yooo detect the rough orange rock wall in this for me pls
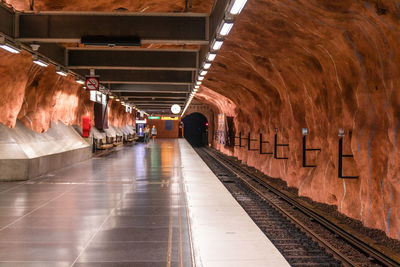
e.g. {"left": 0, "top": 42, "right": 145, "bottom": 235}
{"left": 200, "top": 0, "right": 400, "bottom": 239}
{"left": 4, "top": 0, "right": 214, "bottom": 13}
{"left": 108, "top": 99, "right": 136, "bottom": 128}
{"left": 0, "top": 50, "right": 31, "bottom": 128}
{"left": 17, "top": 64, "right": 94, "bottom": 132}
{"left": 0, "top": 51, "right": 135, "bottom": 132}
{"left": 195, "top": 86, "right": 236, "bottom": 154}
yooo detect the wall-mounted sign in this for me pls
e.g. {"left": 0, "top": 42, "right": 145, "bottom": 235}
{"left": 165, "top": 120, "right": 173, "bottom": 131}
{"left": 90, "top": 90, "right": 97, "bottom": 102}
{"left": 89, "top": 90, "right": 108, "bottom": 105}
{"left": 136, "top": 119, "right": 147, "bottom": 124}
{"left": 96, "top": 91, "right": 102, "bottom": 103}
{"left": 126, "top": 105, "right": 132, "bottom": 113}
{"left": 102, "top": 93, "right": 107, "bottom": 105}
{"left": 137, "top": 124, "right": 144, "bottom": 137}
{"left": 149, "top": 116, "right": 160, "bottom": 120}
{"left": 218, "top": 114, "right": 226, "bottom": 145}
{"left": 171, "top": 104, "right": 181, "bottom": 114}
{"left": 85, "top": 76, "right": 100, "bottom": 91}
{"left": 161, "top": 116, "right": 179, "bottom": 121}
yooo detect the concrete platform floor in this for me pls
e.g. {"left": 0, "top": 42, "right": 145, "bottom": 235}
{"left": 0, "top": 139, "right": 193, "bottom": 266}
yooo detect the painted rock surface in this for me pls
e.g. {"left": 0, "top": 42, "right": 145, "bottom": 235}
{"left": 2, "top": 0, "right": 400, "bottom": 240}
{"left": 4, "top": 0, "right": 214, "bottom": 13}
{"left": 0, "top": 50, "right": 135, "bottom": 132}
{"left": 198, "top": 0, "right": 400, "bottom": 239}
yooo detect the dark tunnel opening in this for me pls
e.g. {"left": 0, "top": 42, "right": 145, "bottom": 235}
{"left": 182, "top": 113, "right": 208, "bottom": 147}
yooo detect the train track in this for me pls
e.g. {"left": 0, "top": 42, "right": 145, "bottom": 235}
{"left": 195, "top": 147, "right": 400, "bottom": 267}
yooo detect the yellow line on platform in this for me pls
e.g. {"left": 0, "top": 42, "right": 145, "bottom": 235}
{"left": 166, "top": 200, "right": 173, "bottom": 267}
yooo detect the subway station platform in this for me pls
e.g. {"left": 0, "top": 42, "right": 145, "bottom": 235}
{"left": 0, "top": 139, "right": 288, "bottom": 267}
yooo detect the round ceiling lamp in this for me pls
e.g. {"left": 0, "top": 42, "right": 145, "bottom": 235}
{"left": 171, "top": 104, "right": 181, "bottom": 114}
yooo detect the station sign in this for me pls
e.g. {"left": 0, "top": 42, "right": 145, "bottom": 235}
{"left": 136, "top": 119, "right": 147, "bottom": 124}
{"left": 96, "top": 91, "right": 102, "bottom": 103}
{"left": 90, "top": 90, "right": 108, "bottom": 105}
{"left": 89, "top": 90, "right": 97, "bottom": 102}
{"left": 125, "top": 105, "right": 132, "bottom": 114}
{"left": 102, "top": 93, "right": 107, "bottom": 105}
{"left": 148, "top": 116, "right": 160, "bottom": 120}
{"left": 161, "top": 116, "right": 179, "bottom": 120}
{"left": 218, "top": 114, "right": 226, "bottom": 145}
{"left": 85, "top": 76, "right": 100, "bottom": 91}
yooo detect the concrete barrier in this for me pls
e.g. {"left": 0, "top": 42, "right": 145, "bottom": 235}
{"left": 0, "top": 121, "right": 91, "bottom": 181}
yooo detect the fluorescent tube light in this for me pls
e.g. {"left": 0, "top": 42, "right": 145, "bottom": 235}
{"left": 109, "top": 95, "right": 115, "bottom": 99}
{"left": 212, "top": 40, "right": 223, "bottom": 50}
{"left": 220, "top": 22, "right": 234, "bottom": 36}
{"left": 194, "top": 85, "right": 200, "bottom": 89}
{"left": 200, "top": 70, "right": 208, "bottom": 76}
{"left": 198, "top": 76, "right": 204, "bottom": 81}
{"left": 193, "top": 88, "right": 198, "bottom": 92}
{"left": 196, "top": 81, "right": 202, "bottom": 85}
{"left": 203, "top": 63, "right": 211, "bottom": 69}
{"left": 230, "top": 0, "right": 248, "bottom": 15}
{"left": 207, "top": 53, "right": 216, "bottom": 61}
{"left": 56, "top": 71, "right": 67, "bottom": 76}
{"left": 56, "top": 67, "right": 68, "bottom": 77}
{"left": 76, "top": 79, "right": 85, "bottom": 85}
{"left": 0, "top": 44, "right": 20, "bottom": 54}
{"left": 33, "top": 60, "right": 48, "bottom": 67}
{"left": 0, "top": 37, "right": 20, "bottom": 54}
{"left": 32, "top": 55, "right": 49, "bottom": 67}
{"left": 116, "top": 98, "right": 120, "bottom": 102}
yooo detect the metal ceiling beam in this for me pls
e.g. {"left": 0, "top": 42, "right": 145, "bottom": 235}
{"left": 37, "top": 43, "right": 66, "bottom": 65}
{"left": 209, "top": 0, "right": 229, "bottom": 40}
{"left": 120, "top": 92, "right": 188, "bottom": 98}
{"left": 16, "top": 12, "right": 208, "bottom": 44}
{"left": 130, "top": 100, "right": 186, "bottom": 103}
{"left": 138, "top": 109, "right": 179, "bottom": 112}
{"left": 110, "top": 84, "right": 189, "bottom": 92}
{"left": 136, "top": 105, "right": 182, "bottom": 111}
{"left": 0, "top": 5, "right": 66, "bottom": 66}
{"left": 146, "top": 108, "right": 172, "bottom": 110}
{"left": 135, "top": 103, "right": 182, "bottom": 106}
{"left": 126, "top": 96, "right": 187, "bottom": 99}
{"left": 127, "top": 98, "right": 187, "bottom": 102}
{"left": 68, "top": 49, "right": 198, "bottom": 71}
{"left": 73, "top": 69, "right": 194, "bottom": 84}
{"left": 0, "top": 3, "right": 14, "bottom": 37}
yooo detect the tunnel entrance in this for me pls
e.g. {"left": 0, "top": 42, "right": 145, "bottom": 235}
{"left": 182, "top": 113, "right": 208, "bottom": 147}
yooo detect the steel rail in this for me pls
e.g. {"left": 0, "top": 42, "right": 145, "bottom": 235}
{"left": 201, "top": 148, "right": 400, "bottom": 267}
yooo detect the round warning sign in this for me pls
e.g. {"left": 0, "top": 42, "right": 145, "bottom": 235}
{"left": 85, "top": 77, "right": 100, "bottom": 91}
